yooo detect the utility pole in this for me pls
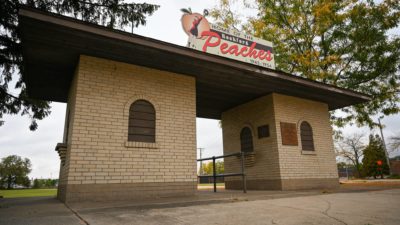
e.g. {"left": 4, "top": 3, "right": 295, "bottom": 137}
{"left": 198, "top": 148, "right": 204, "bottom": 175}
{"left": 131, "top": 16, "right": 134, "bottom": 33}
{"left": 378, "top": 118, "right": 392, "bottom": 175}
{"left": 131, "top": 10, "right": 134, "bottom": 34}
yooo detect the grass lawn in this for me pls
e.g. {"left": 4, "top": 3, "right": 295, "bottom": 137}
{"left": 198, "top": 183, "right": 225, "bottom": 187}
{"left": 0, "top": 189, "right": 57, "bottom": 198}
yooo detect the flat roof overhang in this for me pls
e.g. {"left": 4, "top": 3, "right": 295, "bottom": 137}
{"left": 18, "top": 8, "right": 371, "bottom": 119}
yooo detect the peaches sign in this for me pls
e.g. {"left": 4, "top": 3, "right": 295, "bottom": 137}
{"left": 181, "top": 9, "right": 275, "bottom": 69}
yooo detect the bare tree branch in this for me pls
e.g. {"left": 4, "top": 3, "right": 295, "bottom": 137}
{"left": 389, "top": 134, "right": 400, "bottom": 154}
{"left": 335, "top": 133, "right": 366, "bottom": 178}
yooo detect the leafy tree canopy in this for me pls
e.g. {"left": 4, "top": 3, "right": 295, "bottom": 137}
{"left": 0, "top": 0, "right": 159, "bottom": 130}
{"left": 33, "top": 178, "right": 58, "bottom": 188}
{"left": 0, "top": 155, "right": 32, "bottom": 189}
{"left": 211, "top": 0, "right": 400, "bottom": 128}
{"left": 199, "top": 161, "right": 224, "bottom": 175}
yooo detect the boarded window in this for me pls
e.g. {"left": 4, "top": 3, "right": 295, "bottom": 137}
{"left": 128, "top": 100, "right": 155, "bottom": 143}
{"left": 257, "top": 125, "right": 270, "bottom": 138}
{"left": 240, "top": 127, "right": 254, "bottom": 153}
{"left": 300, "top": 121, "right": 314, "bottom": 151}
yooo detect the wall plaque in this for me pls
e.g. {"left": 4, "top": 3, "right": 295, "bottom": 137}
{"left": 280, "top": 122, "right": 298, "bottom": 146}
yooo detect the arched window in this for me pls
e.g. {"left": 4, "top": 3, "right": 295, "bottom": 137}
{"left": 240, "top": 127, "right": 254, "bottom": 153}
{"left": 128, "top": 100, "right": 155, "bottom": 143}
{"left": 300, "top": 121, "right": 314, "bottom": 151}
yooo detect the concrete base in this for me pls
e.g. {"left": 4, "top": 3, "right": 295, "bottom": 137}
{"left": 57, "top": 184, "right": 67, "bottom": 202}
{"left": 57, "top": 181, "right": 197, "bottom": 203}
{"left": 226, "top": 179, "right": 282, "bottom": 190}
{"left": 226, "top": 178, "right": 339, "bottom": 191}
{"left": 281, "top": 178, "right": 339, "bottom": 190}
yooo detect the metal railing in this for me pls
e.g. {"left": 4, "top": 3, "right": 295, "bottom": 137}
{"left": 197, "top": 152, "right": 247, "bottom": 193}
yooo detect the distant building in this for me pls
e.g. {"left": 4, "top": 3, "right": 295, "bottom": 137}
{"left": 390, "top": 156, "right": 400, "bottom": 175}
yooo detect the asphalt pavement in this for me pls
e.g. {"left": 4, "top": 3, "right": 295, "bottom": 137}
{"left": 1, "top": 187, "right": 399, "bottom": 225}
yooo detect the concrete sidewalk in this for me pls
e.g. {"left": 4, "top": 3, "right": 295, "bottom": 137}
{"left": 1, "top": 188, "right": 400, "bottom": 225}
{"left": 0, "top": 197, "right": 82, "bottom": 225}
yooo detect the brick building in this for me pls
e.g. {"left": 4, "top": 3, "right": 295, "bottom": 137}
{"left": 18, "top": 8, "right": 370, "bottom": 202}
{"left": 390, "top": 157, "right": 400, "bottom": 175}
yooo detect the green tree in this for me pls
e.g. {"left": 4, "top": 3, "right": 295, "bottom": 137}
{"left": 0, "top": 155, "right": 32, "bottom": 189}
{"left": 32, "top": 178, "right": 58, "bottom": 188}
{"left": 199, "top": 161, "right": 224, "bottom": 175}
{"left": 362, "top": 134, "right": 390, "bottom": 178}
{"left": 32, "top": 178, "right": 41, "bottom": 189}
{"left": 211, "top": 0, "right": 400, "bottom": 128}
{"left": 337, "top": 162, "right": 349, "bottom": 170}
{"left": 337, "top": 162, "right": 356, "bottom": 171}
{"left": 1, "top": 0, "right": 159, "bottom": 130}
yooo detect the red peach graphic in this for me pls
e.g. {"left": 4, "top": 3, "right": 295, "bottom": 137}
{"left": 181, "top": 8, "right": 210, "bottom": 39}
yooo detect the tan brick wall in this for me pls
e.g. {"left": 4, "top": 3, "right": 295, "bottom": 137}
{"left": 57, "top": 67, "right": 79, "bottom": 201}
{"left": 222, "top": 93, "right": 338, "bottom": 190}
{"left": 221, "top": 94, "right": 281, "bottom": 182}
{"left": 273, "top": 93, "right": 338, "bottom": 181}
{"left": 59, "top": 55, "right": 197, "bottom": 202}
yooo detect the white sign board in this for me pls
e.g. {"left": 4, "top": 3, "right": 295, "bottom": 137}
{"left": 180, "top": 11, "right": 275, "bottom": 69}
{"left": 187, "top": 24, "right": 275, "bottom": 69}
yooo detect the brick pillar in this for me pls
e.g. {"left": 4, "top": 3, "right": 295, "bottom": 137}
{"left": 222, "top": 93, "right": 339, "bottom": 190}
{"left": 59, "top": 55, "right": 198, "bottom": 202}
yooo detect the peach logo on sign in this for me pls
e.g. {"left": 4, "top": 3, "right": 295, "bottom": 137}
{"left": 181, "top": 8, "right": 210, "bottom": 39}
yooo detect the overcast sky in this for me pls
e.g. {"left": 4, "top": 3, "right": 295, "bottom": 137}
{"left": 0, "top": 0, "right": 398, "bottom": 179}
